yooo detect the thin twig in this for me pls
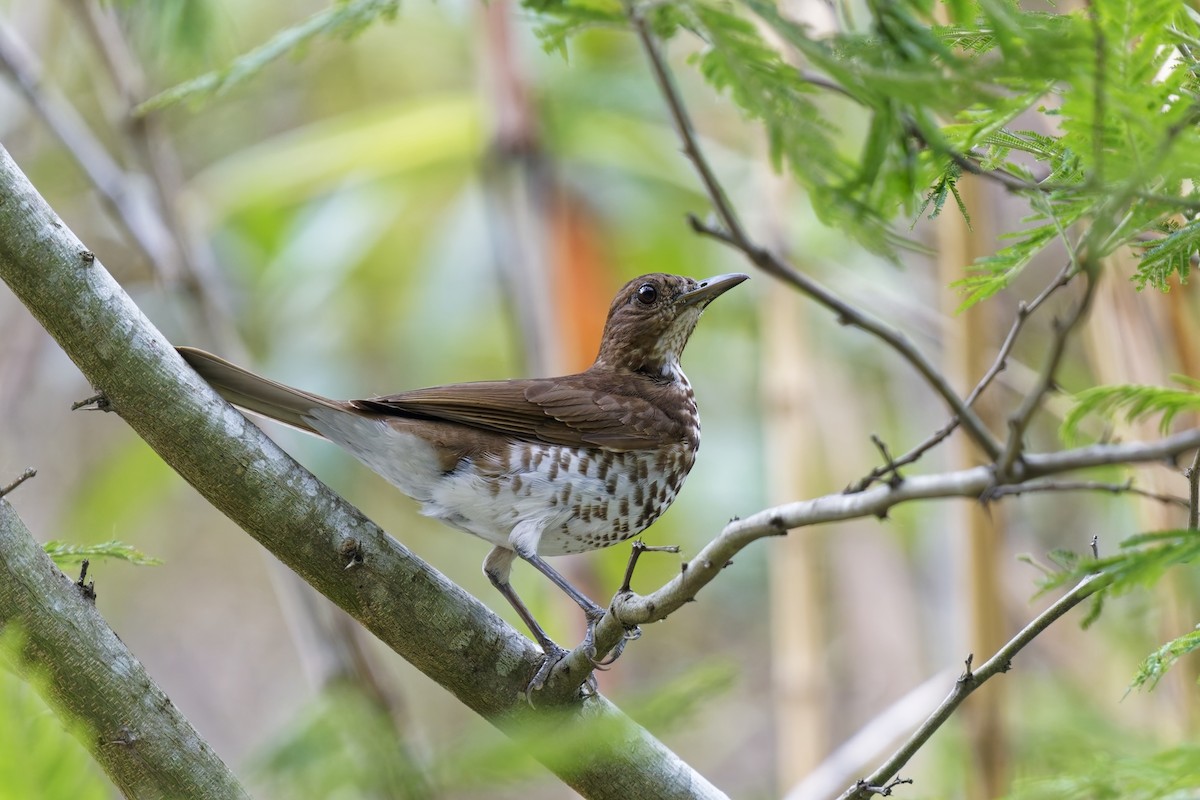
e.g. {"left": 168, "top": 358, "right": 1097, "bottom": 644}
{"left": 837, "top": 572, "right": 1108, "bottom": 800}
{"left": 983, "top": 478, "right": 1188, "bottom": 508}
{"left": 997, "top": 270, "right": 1098, "bottom": 479}
{"left": 0, "top": 468, "right": 36, "bottom": 499}
{"left": 71, "top": 392, "right": 111, "bottom": 412}
{"left": 908, "top": 114, "right": 1200, "bottom": 214}
{"left": 618, "top": 539, "right": 680, "bottom": 595}
{"left": 784, "top": 669, "right": 956, "bottom": 800}
{"left": 848, "top": 262, "right": 1078, "bottom": 493}
{"left": 0, "top": 19, "right": 175, "bottom": 270}
{"left": 625, "top": 3, "right": 1001, "bottom": 461}
{"left": 548, "top": 426, "right": 1200, "bottom": 697}
{"left": 62, "top": 0, "right": 241, "bottom": 352}
{"left": 1188, "top": 447, "right": 1200, "bottom": 530}
{"left": 686, "top": 214, "right": 1001, "bottom": 460}
{"left": 868, "top": 434, "right": 904, "bottom": 488}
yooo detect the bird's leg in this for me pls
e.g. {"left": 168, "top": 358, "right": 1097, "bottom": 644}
{"left": 484, "top": 547, "right": 594, "bottom": 702}
{"left": 520, "top": 551, "right": 639, "bottom": 669}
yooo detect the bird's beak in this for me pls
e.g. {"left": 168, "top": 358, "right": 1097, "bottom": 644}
{"left": 678, "top": 273, "right": 750, "bottom": 307}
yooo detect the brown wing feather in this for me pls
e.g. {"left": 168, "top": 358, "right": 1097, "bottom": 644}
{"left": 351, "top": 374, "right": 685, "bottom": 451}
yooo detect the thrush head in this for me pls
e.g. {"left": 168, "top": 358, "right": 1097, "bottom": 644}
{"left": 593, "top": 272, "right": 748, "bottom": 378}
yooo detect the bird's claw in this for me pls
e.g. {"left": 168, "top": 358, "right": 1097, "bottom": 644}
{"left": 581, "top": 610, "right": 641, "bottom": 669}
{"left": 590, "top": 636, "right": 627, "bottom": 668}
{"left": 525, "top": 643, "right": 569, "bottom": 706}
{"left": 525, "top": 643, "right": 599, "bottom": 706}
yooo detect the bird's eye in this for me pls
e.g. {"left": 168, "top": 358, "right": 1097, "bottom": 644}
{"left": 636, "top": 283, "right": 658, "bottom": 305}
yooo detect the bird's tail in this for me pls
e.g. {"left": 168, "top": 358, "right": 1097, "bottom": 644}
{"left": 177, "top": 346, "right": 346, "bottom": 437}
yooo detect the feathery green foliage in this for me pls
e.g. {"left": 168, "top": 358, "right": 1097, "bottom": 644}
{"left": 251, "top": 685, "right": 431, "bottom": 800}
{"left": 41, "top": 540, "right": 162, "bottom": 567}
{"left": 1004, "top": 744, "right": 1200, "bottom": 800}
{"left": 0, "top": 630, "right": 112, "bottom": 800}
{"left": 529, "top": 0, "right": 1200, "bottom": 300}
{"left": 136, "top": 0, "right": 400, "bottom": 114}
{"left": 1132, "top": 627, "right": 1200, "bottom": 692}
{"left": 1136, "top": 217, "right": 1200, "bottom": 290}
{"left": 1036, "top": 529, "right": 1200, "bottom": 632}
{"left": 1060, "top": 377, "right": 1200, "bottom": 446}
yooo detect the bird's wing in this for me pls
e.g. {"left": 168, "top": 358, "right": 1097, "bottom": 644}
{"left": 351, "top": 375, "right": 685, "bottom": 451}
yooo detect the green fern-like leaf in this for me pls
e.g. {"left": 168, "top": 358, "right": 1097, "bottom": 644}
{"left": 1061, "top": 377, "right": 1200, "bottom": 446}
{"left": 952, "top": 220, "right": 1061, "bottom": 308}
{"left": 531, "top": 0, "right": 626, "bottom": 57}
{"left": 1132, "top": 627, "right": 1200, "bottom": 692}
{"left": 1004, "top": 744, "right": 1200, "bottom": 800}
{"left": 42, "top": 540, "right": 162, "bottom": 567}
{"left": 1039, "top": 530, "right": 1200, "bottom": 599}
{"left": 1135, "top": 218, "right": 1200, "bottom": 291}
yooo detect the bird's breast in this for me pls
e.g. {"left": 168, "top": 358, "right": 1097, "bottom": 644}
{"left": 425, "top": 440, "right": 698, "bottom": 556}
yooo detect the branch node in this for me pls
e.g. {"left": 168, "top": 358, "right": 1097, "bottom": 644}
{"left": 76, "top": 559, "right": 96, "bottom": 603}
{"left": 340, "top": 537, "right": 364, "bottom": 569}
{"left": 958, "top": 653, "right": 974, "bottom": 684}
{"left": 870, "top": 434, "right": 905, "bottom": 489}
{"left": 71, "top": 391, "right": 112, "bottom": 412}
{"left": 79, "top": 249, "right": 95, "bottom": 265}
{"left": 102, "top": 727, "right": 137, "bottom": 748}
{"left": 854, "top": 776, "right": 914, "bottom": 797}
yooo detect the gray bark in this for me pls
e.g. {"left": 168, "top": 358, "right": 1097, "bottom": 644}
{"left": 0, "top": 499, "right": 252, "bottom": 799}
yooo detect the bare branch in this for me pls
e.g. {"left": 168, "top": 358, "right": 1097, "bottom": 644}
{"left": 625, "top": 4, "right": 1001, "bottom": 461}
{"left": 0, "top": 468, "right": 36, "bottom": 499}
{"left": 547, "top": 426, "right": 1200, "bottom": 689}
{"left": 997, "top": 270, "right": 1098, "bottom": 478}
{"left": 849, "top": 262, "right": 1079, "bottom": 493}
{"left": 1188, "top": 447, "right": 1200, "bottom": 530}
{"left": 0, "top": 19, "right": 176, "bottom": 270}
{"left": 837, "top": 572, "right": 1108, "bottom": 800}
{"left": 51, "top": 2, "right": 241, "bottom": 351}
{"left": 784, "top": 669, "right": 956, "bottom": 800}
{"left": 983, "top": 478, "right": 1188, "bottom": 508}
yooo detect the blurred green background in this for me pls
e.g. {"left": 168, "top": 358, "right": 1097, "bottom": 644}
{"left": 0, "top": 0, "right": 1197, "bottom": 798}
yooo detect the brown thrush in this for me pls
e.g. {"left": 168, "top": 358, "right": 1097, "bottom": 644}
{"left": 178, "top": 271, "right": 747, "bottom": 692}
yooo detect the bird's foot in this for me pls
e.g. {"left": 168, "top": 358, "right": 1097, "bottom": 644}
{"left": 525, "top": 643, "right": 598, "bottom": 705}
{"left": 581, "top": 607, "right": 642, "bottom": 669}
